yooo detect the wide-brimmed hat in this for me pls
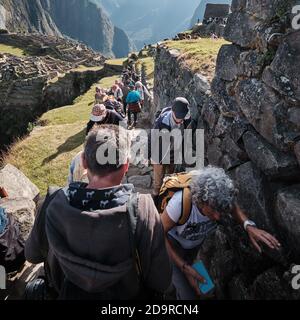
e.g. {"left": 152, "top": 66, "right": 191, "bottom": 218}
{"left": 90, "top": 104, "right": 107, "bottom": 122}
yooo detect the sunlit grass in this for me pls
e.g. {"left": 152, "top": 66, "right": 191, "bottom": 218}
{"left": 136, "top": 56, "right": 155, "bottom": 87}
{"left": 6, "top": 75, "right": 119, "bottom": 194}
{"left": 163, "top": 38, "right": 228, "bottom": 80}
{"left": 105, "top": 58, "right": 127, "bottom": 66}
{"left": 0, "top": 44, "right": 26, "bottom": 57}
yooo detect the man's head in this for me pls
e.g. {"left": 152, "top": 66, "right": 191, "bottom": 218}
{"left": 171, "top": 97, "right": 190, "bottom": 124}
{"left": 83, "top": 125, "right": 130, "bottom": 180}
{"left": 190, "top": 166, "right": 236, "bottom": 221}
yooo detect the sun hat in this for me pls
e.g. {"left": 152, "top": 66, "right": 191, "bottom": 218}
{"left": 90, "top": 104, "right": 107, "bottom": 122}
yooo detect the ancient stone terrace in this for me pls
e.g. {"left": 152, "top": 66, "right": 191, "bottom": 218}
{"left": 0, "top": 33, "right": 105, "bottom": 67}
{"left": 0, "top": 33, "right": 107, "bottom": 148}
{"left": 0, "top": 53, "right": 73, "bottom": 81}
{"left": 203, "top": 4, "right": 230, "bottom": 22}
{"left": 190, "top": 3, "right": 230, "bottom": 38}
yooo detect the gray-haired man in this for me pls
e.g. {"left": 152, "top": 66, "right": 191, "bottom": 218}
{"left": 26, "top": 125, "right": 171, "bottom": 300}
{"left": 161, "top": 166, "right": 281, "bottom": 300}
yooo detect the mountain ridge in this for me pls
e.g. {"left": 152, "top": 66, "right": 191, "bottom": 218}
{"left": 0, "top": 0, "right": 133, "bottom": 58}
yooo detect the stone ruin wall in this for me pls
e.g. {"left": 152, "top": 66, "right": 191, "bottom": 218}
{"left": 154, "top": 0, "right": 300, "bottom": 299}
{"left": 0, "top": 34, "right": 107, "bottom": 149}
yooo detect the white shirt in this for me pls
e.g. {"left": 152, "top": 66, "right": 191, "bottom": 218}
{"left": 166, "top": 191, "right": 217, "bottom": 249}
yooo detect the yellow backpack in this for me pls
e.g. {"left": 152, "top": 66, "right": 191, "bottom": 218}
{"left": 158, "top": 173, "right": 192, "bottom": 226}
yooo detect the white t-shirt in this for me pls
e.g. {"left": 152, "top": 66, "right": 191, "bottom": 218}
{"left": 166, "top": 191, "right": 217, "bottom": 250}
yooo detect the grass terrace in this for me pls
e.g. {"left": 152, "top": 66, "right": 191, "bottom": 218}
{"left": 71, "top": 65, "right": 104, "bottom": 72}
{"left": 163, "top": 38, "right": 228, "bottom": 80}
{"left": 0, "top": 44, "right": 26, "bottom": 57}
{"left": 136, "top": 56, "right": 155, "bottom": 87}
{"left": 105, "top": 58, "right": 127, "bottom": 66}
{"left": 6, "top": 75, "right": 119, "bottom": 194}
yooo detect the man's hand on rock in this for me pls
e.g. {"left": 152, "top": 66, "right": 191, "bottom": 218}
{"left": 247, "top": 226, "right": 281, "bottom": 253}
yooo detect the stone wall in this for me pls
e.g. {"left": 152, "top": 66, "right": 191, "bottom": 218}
{"left": 0, "top": 61, "right": 106, "bottom": 149}
{"left": 204, "top": 4, "right": 230, "bottom": 20}
{"left": 44, "top": 68, "right": 107, "bottom": 110}
{"left": 154, "top": 0, "right": 300, "bottom": 299}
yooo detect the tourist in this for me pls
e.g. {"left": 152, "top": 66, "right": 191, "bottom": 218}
{"left": 86, "top": 104, "right": 125, "bottom": 136}
{"left": 135, "top": 81, "right": 151, "bottom": 106}
{"left": 25, "top": 125, "right": 172, "bottom": 300}
{"left": 111, "top": 84, "right": 123, "bottom": 102}
{"left": 160, "top": 167, "right": 281, "bottom": 300}
{"left": 95, "top": 88, "right": 108, "bottom": 105}
{"left": 104, "top": 95, "right": 124, "bottom": 117}
{"left": 150, "top": 97, "right": 195, "bottom": 201}
{"left": 126, "top": 84, "right": 142, "bottom": 129}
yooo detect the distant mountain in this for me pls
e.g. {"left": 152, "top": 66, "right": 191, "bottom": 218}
{"left": 0, "top": 0, "right": 133, "bottom": 57}
{"left": 97, "top": 0, "right": 200, "bottom": 49}
{"left": 190, "top": 0, "right": 232, "bottom": 27}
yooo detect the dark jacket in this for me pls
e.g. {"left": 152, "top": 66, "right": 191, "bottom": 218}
{"left": 25, "top": 183, "right": 172, "bottom": 298}
{"left": 86, "top": 110, "right": 124, "bottom": 135}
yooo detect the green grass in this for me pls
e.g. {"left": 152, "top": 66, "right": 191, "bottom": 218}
{"left": 105, "top": 58, "right": 127, "bottom": 66}
{"left": 163, "top": 38, "right": 228, "bottom": 80}
{"left": 71, "top": 65, "right": 104, "bottom": 72}
{"left": 0, "top": 44, "right": 26, "bottom": 57}
{"left": 42, "top": 75, "right": 119, "bottom": 126}
{"left": 136, "top": 56, "right": 155, "bottom": 87}
{"left": 6, "top": 75, "right": 119, "bottom": 194}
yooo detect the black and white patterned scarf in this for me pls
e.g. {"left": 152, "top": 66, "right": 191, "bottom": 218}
{"left": 67, "top": 182, "right": 135, "bottom": 212}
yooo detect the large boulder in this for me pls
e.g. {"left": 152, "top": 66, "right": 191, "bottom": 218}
{"left": 211, "top": 77, "right": 240, "bottom": 116}
{"left": 262, "top": 31, "right": 300, "bottom": 104}
{"left": 275, "top": 185, "right": 300, "bottom": 260}
{"left": 230, "top": 162, "right": 274, "bottom": 232}
{"left": 221, "top": 135, "right": 248, "bottom": 170}
{"left": 250, "top": 267, "right": 299, "bottom": 300}
{"left": 196, "top": 227, "right": 238, "bottom": 299}
{"left": 238, "top": 50, "right": 265, "bottom": 78}
{"left": 0, "top": 164, "right": 39, "bottom": 201}
{"left": 243, "top": 131, "right": 300, "bottom": 180}
{"left": 244, "top": 0, "right": 290, "bottom": 21}
{"left": 216, "top": 44, "right": 242, "bottom": 81}
{"left": 224, "top": 12, "right": 258, "bottom": 48}
{"left": 236, "top": 79, "right": 298, "bottom": 151}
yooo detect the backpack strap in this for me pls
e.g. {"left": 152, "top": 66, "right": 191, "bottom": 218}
{"left": 126, "top": 192, "right": 143, "bottom": 280}
{"left": 127, "top": 193, "right": 165, "bottom": 300}
{"left": 177, "top": 187, "right": 192, "bottom": 226}
{"left": 37, "top": 186, "right": 61, "bottom": 258}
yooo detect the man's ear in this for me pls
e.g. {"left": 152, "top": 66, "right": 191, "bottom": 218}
{"left": 81, "top": 152, "right": 88, "bottom": 170}
{"left": 125, "top": 160, "right": 130, "bottom": 173}
{"left": 122, "top": 160, "right": 129, "bottom": 174}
